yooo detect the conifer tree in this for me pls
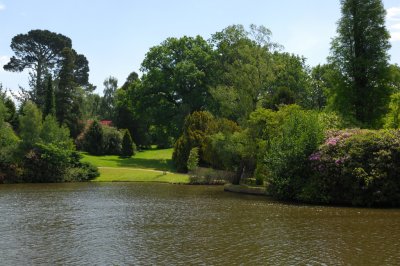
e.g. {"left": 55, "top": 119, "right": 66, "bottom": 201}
{"left": 121, "top": 130, "right": 134, "bottom": 157}
{"left": 43, "top": 75, "right": 56, "bottom": 118}
{"left": 329, "top": 0, "right": 391, "bottom": 127}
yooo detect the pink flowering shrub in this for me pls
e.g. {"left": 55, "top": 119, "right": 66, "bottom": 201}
{"left": 301, "top": 129, "right": 400, "bottom": 206}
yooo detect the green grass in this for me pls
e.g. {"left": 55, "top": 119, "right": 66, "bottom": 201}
{"left": 81, "top": 148, "right": 175, "bottom": 171}
{"left": 95, "top": 168, "right": 189, "bottom": 184}
{"left": 81, "top": 148, "right": 189, "bottom": 184}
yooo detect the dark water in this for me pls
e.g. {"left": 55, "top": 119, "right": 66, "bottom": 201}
{"left": 0, "top": 183, "right": 399, "bottom": 265}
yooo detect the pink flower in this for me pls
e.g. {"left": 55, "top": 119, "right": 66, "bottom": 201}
{"left": 326, "top": 137, "right": 339, "bottom": 146}
{"left": 309, "top": 152, "right": 321, "bottom": 161}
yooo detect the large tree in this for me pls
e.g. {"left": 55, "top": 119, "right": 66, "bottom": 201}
{"left": 210, "top": 25, "right": 282, "bottom": 121}
{"left": 329, "top": 0, "right": 391, "bottom": 127}
{"left": 3, "top": 30, "right": 71, "bottom": 106}
{"left": 140, "top": 36, "right": 216, "bottom": 139}
{"left": 99, "top": 76, "right": 118, "bottom": 120}
{"left": 4, "top": 30, "right": 90, "bottom": 114}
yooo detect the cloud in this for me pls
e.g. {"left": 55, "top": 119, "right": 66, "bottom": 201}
{"left": 391, "top": 23, "right": 400, "bottom": 30}
{"left": 387, "top": 7, "right": 400, "bottom": 21}
{"left": 391, "top": 32, "right": 400, "bottom": 42}
{"left": 0, "top": 3, "right": 5, "bottom": 11}
{"left": 387, "top": 7, "right": 400, "bottom": 42}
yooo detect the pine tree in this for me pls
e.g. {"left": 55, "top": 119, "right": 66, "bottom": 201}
{"left": 43, "top": 75, "right": 56, "bottom": 118}
{"left": 84, "top": 120, "right": 104, "bottom": 155}
{"left": 121, "top": 130, "right": 134, "bottom": 157}
{"left": 329, "top": 0, "right": 391, "bottom": 127}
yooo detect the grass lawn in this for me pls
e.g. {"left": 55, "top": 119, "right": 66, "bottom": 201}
{"left": 95, "top": 168, "right": 189, "bottom": 184}
{"left": 81, "top": 148, "right": 189, "bottom": 184}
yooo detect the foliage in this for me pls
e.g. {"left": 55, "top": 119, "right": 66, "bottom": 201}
{"left": 187, "top": 147, "right": 199, "bottom": 172}
{"left": 99, "top": 76, "right": 118, "bottom": 120}
{"left": 210, "top": 24, "right": 277, "bottom": 121}
{"left": 56, "top": 47, "right": 84, "bottom": 138}
{"left": 266, "top": 52, "right": 311, "bottom": 109}
{"left": 172, "top": 111, "right": 215, "bottom": 172}
{"left": 0, "top": 99, "right": 20, "bottom": 183}
{"left": 3, "top": 30, "right": 72, "bottom": 106}
{"left": 384, "top": 92, "right": 400, "bottom": 129}
{"left": 305, "top": 130, "right": 400, "bottom": 206}
{"left": 102, "top": 125, "right": 123, "bottom": 155}
{"left": 121, "top": 130, "right": 136, "bottom": 157}
{"left": 22, "top": 143, "right": 71, "bottom": 182}
{"left": 114, "top": 75, "right": 151, "bottom": 147}
{"left": 265, "top": 107, "right": 324, "bottom": 200}
{"left": 84, "top": 120, "right": 104, "bottom": 155}
{"left": 19, "top": 101, "right": 43, "bottom": 150}
{"left": 329, "top": 0, "right": 391, "bottom": 127}
{"left": 41, "top": 115, "right": 74, "bottom": 150}
{"left": 43, "top": 75, "right": 56, "bottom": 117}
{"left": 140, "top": 35, "right": 216, "bottom": 139}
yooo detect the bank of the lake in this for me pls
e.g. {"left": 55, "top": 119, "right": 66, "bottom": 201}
{"left": 80, "top": 149, "right": 190, "bottom": 184}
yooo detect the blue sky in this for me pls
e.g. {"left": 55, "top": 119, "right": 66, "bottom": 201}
{"left": 0, "top": 0, "right": 399, "bottom": 95}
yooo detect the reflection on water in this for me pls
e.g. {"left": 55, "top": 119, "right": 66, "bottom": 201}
{"left": 0, "top": 182, "right": 399, "bottom": 265}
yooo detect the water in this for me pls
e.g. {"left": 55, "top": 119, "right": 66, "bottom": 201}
{"left": 0, "top": 183, "right": 399, "bottom": 265}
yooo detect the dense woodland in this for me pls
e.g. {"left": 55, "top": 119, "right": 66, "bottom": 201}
{"left": 1, "top": 0, "right": 400, "bottom": 206}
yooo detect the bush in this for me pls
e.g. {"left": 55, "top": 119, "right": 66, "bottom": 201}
{"left": 65, "top": 162, "right": 99, "bottom": 182}
{"left": 22, "top": 143, "right": 71, "bottom": 183}
{"left": 187, "top": 147, "right": 199, "bottom": 172}
{"left": 103, "top": 125, "right": 123, "bottom": 155}
{"left": 121, "top": 130, "right": 136, "bottom": 157}
{"left": 173, "top": 111, "right": 214, "bottom": 172}
{"left": 265, "top": 108, "right": 324, "bottom": 200}
{"left": 84, "top": 120, "right": 104, "bottom": 155}
{"left": 305, "top": 129, "right": 400, "bottom": 206}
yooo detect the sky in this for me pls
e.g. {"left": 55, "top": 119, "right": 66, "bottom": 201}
{"left": 0, "top": 0, "right": 399, "bottom": 95}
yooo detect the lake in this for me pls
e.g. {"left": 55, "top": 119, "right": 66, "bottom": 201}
{"left": 0, "top": 182, "right": 399, "bottom": 265}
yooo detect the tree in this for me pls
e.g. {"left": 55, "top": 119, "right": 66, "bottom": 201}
{"left": 43, "top": 75, "right": 56, "bottom": 117}
{"left": 121, "top": 130, "right": 135, "bottom": 157}
{"left": 210, "top": 24, "right": 280, "bottom": 121}
{"left": 84, "top": 120, "right": 104, "bottom": 155}
{"left": 19, "top": 101, "right": 43, "bottom": 150}
{"left": 114, "top": 75, "right": 151, "bottom": 147}
{"left": 187, "top": 147, "right": 199, "bottom": 172}
{"left": 99, "top": 76, "right": 118, "bottom": 120}
{"left": 266, "top": 52, "right": 311, "bottom": 110}
{"left": 329, "top": 0, "right": 391, "bottom": 127}
{"left": 172, "top": 111, "right": 215, "bottom": 172}
{"left": 3, "top": 30, "right": 72, "bottom": 106}
{"left": 56, "top": 47, "right": 84, "bottom": 137}
{"left": 140, "top": 36, "right": 216, "bottom": 139}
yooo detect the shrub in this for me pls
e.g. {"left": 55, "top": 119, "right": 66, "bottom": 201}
{"left": 173, "top": 111, "right": 214, "bottom": 172}
{"left": 187, "top": 147, "right": 199, "bottom": 172}
{"left": 65, "top": 162, "right": 99, "bottom": 182}
{"left": 265, "top": 108, "right": 324, "bottom": 200}
{"left": 84, "top": 120, "right": 104, "bottom": 155}
{"left": 305, "top": 129, "right": 400, "bottom": 206}
{"left": 384, "top": 92, "right": 400, "bottom": 129}
{"left": 121, "top": 130, "right": 136, "bottom": 157}
{"left": 22, "top": 143, "right": 71, "bottom": 183}
{"left": 102, "top": 125, "right": 123, "bottom": 155}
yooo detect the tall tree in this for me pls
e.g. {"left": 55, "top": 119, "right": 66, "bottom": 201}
{"left": 329, "top": 0, "right": 391, "bottom": 127}
{"left": 3, "top": 30, "right": 72, "bottom": 106}
{"left": 56, "top": 47, "right": 83, "bottom": 137}
{"left": 140, "top": 36, "right": 216, "bottom": 139}
{"left": 43, "top": 75, "right": 56, "bottom": 118}
{"left": 99, "top": 76, "right": 118, "bottom": 120}
{"left": 210, "top": 25, "right": 280, "bottom": 121}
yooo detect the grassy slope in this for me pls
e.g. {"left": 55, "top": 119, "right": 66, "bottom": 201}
{"left": 81, "top": 148, "right": 189, "bottom": 184}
